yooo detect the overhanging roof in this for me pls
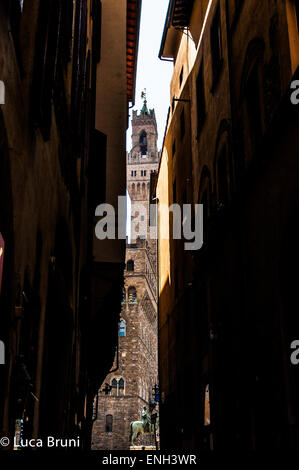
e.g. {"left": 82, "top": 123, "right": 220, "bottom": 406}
{"left": 127, "top": 0, "right": 142, "bottom": 104}
{"left": 159, "top": 0, "right": 194, "bottom": 59}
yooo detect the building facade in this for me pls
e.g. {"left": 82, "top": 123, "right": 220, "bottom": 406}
{"left": 156, "top": 0, "right": 299, "bottom": 450}
{"left": 92, "top": 100, "right": 159, "bottom": 450}
{"left": 0, "top": 0, "right": 141, "bottom": 449}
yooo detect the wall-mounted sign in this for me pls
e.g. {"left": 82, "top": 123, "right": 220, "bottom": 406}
{"left": 0, "top": 233, "right": 4, "bottom": 295}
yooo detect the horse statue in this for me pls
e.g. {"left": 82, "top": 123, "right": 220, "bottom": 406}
{"left": 130, "top": 407, "right": 156, "bottom": 446}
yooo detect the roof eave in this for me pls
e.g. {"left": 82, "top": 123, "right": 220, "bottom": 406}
{"left": 159, "top": 0, "right": 194, "bottom": 60}
{"left": 127, "top": 0, "right": 142, "bottom": 106}
{"left": 158, "top": 0, "right": 175, "bottom": 60}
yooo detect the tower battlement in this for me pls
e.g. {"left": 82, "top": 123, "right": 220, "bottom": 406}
{"left": 132, "top": 108, "right": 157, "bottom": 125}
{"left": 127, "top": 99, "right": 160, "bottom": 206}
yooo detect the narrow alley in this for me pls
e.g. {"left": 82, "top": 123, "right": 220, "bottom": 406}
{"left": 1, "top": 0, "right": 299, "bottom": 463}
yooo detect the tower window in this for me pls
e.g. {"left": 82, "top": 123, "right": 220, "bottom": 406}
{"left": 105, "top": 414, "right": 113, "bottom": 432}
{"left": 139, "top": 131, "right": 147, "bottom": 156}
{"left": 127, "top": 259, "right": 134, "bottom": 271}
{"left": 128, "top": 286, "right": 137, "bottom": 303}
{"left": 111, "top": 379, "right": 117, "bottom": 396}
{"left": 119, "top": 378, "right": 125, "bottom": 396}
{"left": 110, "top": 378, "right": 125, "bottom": 396}
{"left": 119, "top": 320, "right": 126, "bottom": 337}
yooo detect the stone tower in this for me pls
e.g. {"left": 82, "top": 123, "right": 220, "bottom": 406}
{"left": 127, "top": 97, "right": 160, "bottom": 263}
{"left": 91, "top": 96, "right": 160, "bottom": 450}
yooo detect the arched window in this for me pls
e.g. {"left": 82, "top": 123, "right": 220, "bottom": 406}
{"left": 111, "top": 378, "right": 117, "bottom": 396}
{"left": 128, "top": 286, "right": 137, "bottom": 303}
{"left": 111, "top": 378, "right": 125, "bottom": 396}
{"left": 118, "top": 378, "right": 125, "bottom": 396}
{"left": 139, "top": 131, "right": 147, "bottom": 156}
{"left": 105, "top": 414, "right": 113, "bottom": 432}
{"left": 119, "top": 319, "right": 126, "bottom": 337}
{"left": 127, "top": 259, "right": 134, "bottom": 271}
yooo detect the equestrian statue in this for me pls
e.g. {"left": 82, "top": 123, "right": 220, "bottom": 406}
{"left": 130, "top": 406, "right": 157, "bottom": 446}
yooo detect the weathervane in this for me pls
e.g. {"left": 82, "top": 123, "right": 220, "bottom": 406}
{"left": 140, "top": 88, "right": 149, "bottom": 115}
{"left": 141, "top": 88, "right": 147, "bottom": 101}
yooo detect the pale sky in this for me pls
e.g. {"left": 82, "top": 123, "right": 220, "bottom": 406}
{"left": 126, "top": 0, "right": 173, "bottom": 151}
{"left": 126, "top": 0, "right": 173, "bottom": 238}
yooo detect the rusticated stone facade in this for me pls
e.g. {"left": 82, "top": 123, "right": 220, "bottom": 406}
{"left": 91, "top": 101, "right": 160, "bottom": 450}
